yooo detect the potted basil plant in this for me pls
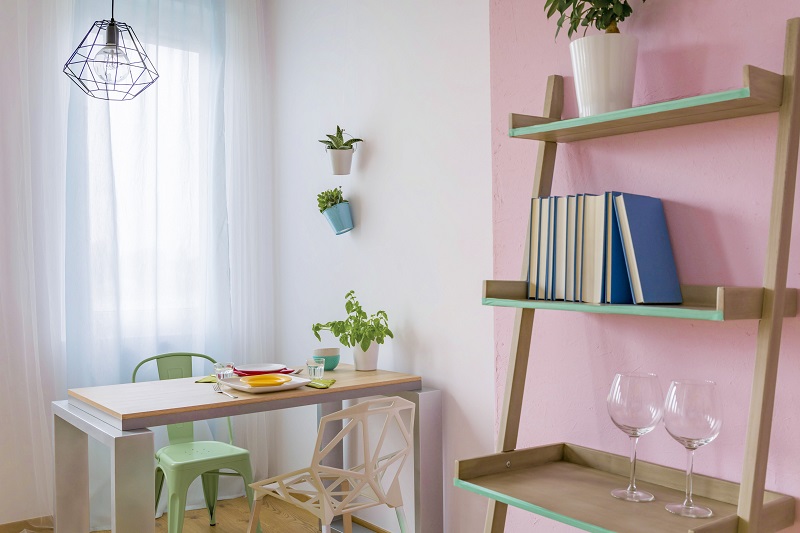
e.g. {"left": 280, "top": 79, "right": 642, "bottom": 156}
{"left": 545, "top": 0, "right": 647, "bottom": 117}
{"left": 319, "top": 125, "right": 363, "bottom": 175}
{"left": 318, "top": 186, "right": 353, "bottom": 235}
{"left": 312, "top": 290, "right": 393, "bottom": 371}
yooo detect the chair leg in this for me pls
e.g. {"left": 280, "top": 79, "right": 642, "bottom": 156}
{"left": 236, "top": 462, "right": 256, "bottom": 510}
{"left": 201, "top": 471, "right": 220, "bottom": 525}
{"left": 167, "top": 484, "right": 188, "bottom": 533}
{"left": 395, "top": 506, "right": 408, "bottom": 533}
{"left": 234, "top": 461, "right": 261, "bottom": 533}
{"left": 342, "top": 513, "right": 353, "bottom": 533}
{"left": 321, "top": 526, "right": 333, "bottom": 533}
{"left": 246, "top": 495, "right": 264, "bottom": 533}
{"left": 154, "top": 468, "right": 165, "bottom": 514}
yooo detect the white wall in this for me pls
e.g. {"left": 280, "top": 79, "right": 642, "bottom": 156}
{"left": 265, "top": 2, "right": 494, "bottom": 531}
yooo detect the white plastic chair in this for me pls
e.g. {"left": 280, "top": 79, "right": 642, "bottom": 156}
{"left": 247, "top": 396, "right": 415, "bottom": 533}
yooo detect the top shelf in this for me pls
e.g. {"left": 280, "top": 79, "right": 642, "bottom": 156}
{"left": 509, "top": 65, "right": 784, "bottom": 143}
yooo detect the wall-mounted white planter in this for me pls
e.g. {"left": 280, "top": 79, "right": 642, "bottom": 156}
{"left": 570, "top": 33, "right": 638, "bottom": 117}
{"left": 328, "top": 148, "right": 354, "bottom": 175}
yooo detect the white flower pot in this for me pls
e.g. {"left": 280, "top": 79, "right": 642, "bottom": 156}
{"left": 570, "top": 33, "right": 638, "bottom": 117}
{"left": 353, "top": 341, "right": 379, "bottom": 371}
{"left": 329, "top": 148, "right": 354, "bottom": 175}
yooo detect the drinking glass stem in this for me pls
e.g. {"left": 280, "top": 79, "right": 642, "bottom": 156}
{"left": 627, "top": 436, "right": 639, "bottom": 493}
{"left": 683, "top": 448, "right": 695, "bottom": 508}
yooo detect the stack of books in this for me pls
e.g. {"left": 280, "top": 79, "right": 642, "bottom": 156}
{"left": 528, "top": 192, "right": 682, "bottom": 305}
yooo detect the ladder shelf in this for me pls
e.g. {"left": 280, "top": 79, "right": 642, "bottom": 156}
{"left": 463, "top": 18, "right": 800, "bottom": 533}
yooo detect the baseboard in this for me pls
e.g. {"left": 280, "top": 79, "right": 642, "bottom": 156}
{"left": 0, "top": 516, "right": 52, "bottom": 533}
{"left": 330, "top": 515, "right": 391, "bottom": 533}
{"left": 353, "top": 516, "right": 391, "bottom": 533}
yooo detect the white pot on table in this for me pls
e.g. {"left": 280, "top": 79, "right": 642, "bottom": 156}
{"left": 353, "top": 341, "right": 379, "bottom": 371}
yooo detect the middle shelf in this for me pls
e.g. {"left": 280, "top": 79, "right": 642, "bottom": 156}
{"left": 483, "top": 280, "right": 798, "bottom": 321}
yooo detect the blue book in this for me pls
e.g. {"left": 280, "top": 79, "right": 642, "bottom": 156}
{"left": 614, "top": 193, "right": 682, "bottom": 304}
{"left": 545, "top": 197, "right": 555, "bottom": 300}
{"left": 580, "top": 194, "right": 606, "bottom": 304}
{"left": 605, "top": 192, "right": 634, "bottom": 304}
{"left": 574, "top": 194, "right": 585, "bottom": 302}
{"left": 527, "top": 198, "right": 545, "bottom": 299}
{"left": 565, "top": 195, "right": 577, "bottom": 302}
{"left": 553, "top": 196, "right": 568, "bottom": 300}
{"left": 538, "top": 198, "right": 550, "bottom": 300}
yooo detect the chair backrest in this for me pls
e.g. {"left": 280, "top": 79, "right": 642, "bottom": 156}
{"left": 132, "top": 352, "right": 228, "bottom": 444}
{"left": 312, "top": 396, "right": 415, "bottom": 512}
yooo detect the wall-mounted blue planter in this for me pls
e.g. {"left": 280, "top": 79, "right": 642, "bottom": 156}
{"left": 322, "top": 202, "right": 354, "bottom": 235}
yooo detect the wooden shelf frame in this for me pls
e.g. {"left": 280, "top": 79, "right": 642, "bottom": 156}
{"left": 456, "top": 443, "right": 795, "bottom": 533}
{"left": 482, "top": 280, "right": 799, "bottom": 321}
{"left": 473, "top": 18, "right": 800, "bottom": 533}
{"left": 509, "top": 65, "right": 784, "bottom": 143}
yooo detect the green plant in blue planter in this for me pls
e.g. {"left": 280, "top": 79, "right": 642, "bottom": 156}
{"left": 317, "top": 186, "right": 346, "bottom": 212}
{"left": 317, "top": 187, "right": 354, "bottom": 235}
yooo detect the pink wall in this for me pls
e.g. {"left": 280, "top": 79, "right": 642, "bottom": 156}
{"left": 491, "top": 2, "right": 800, "bottom": 531}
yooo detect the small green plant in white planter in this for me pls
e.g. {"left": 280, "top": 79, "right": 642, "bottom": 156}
{"left": 318, "top": 186, "right": 354, "bottom": 235}
{"left": 319, "top": 125, "right": 363, "bottom": 175}
{"left": 312, "top": 290, "right": 393, "bottom": 371}
{"left": 545, "top": 0, "right": 647, "bottom": 117}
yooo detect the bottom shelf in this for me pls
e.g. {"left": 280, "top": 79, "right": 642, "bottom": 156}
{"left": 454, "top": 443, "right": 795, "bottom": 533}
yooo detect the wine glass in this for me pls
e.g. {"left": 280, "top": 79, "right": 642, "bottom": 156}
{"left": 607, "top": 372, "right": 664, "bottom": 502}
{"left": 663, "top": 380, "right": 723, "bottom": 518}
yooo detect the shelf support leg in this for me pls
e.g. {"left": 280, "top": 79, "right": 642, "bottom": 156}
{"left": 484, "top": 75, "right": 563, "bottom": 533}
{"left": 738, "top": 17, "right": 800, "bottom": 533}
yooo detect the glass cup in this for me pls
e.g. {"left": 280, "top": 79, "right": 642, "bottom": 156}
{"left": 307, "top": 357, "right": 325, "bottom": 379}
{"left": 663, "top": 380, "right": 723, "bottom": 518}
{"left": 606, "top": 372, "right": 664, "bottom": 502}
{"left": 213, "top": 362, "right": 227, "bottom": 381}
{"left": 224, "top": 361, "right": 235, "bottom": 379}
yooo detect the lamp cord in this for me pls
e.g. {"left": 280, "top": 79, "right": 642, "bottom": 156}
{"left": 111, "top": 0, "right": 115, "bottom": 21}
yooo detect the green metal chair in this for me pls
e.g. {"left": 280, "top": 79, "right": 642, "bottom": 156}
{"left": 132, "top": 352, "right": 260, "bottom": 533}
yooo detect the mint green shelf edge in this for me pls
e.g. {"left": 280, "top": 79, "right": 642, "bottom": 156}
{"left": 482, "top": 297, "right": 725, "bottom": 321}
{"left": 453, "top": 478, "right": 614, "bottom": 533}
{"left": 509, "top": 88, "right": 752, "bottom": 138}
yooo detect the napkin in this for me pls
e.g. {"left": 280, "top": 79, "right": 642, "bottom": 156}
{"left": 195, "top": 375, "right": 218, "bottom": 383}
{"left": 306, "top": 379, "right": 336, "bottom": 389}
{"left": 233, "top": 368, "right": 295, "bottom": 376}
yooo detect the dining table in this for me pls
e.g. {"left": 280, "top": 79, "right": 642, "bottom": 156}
{"left": 52, "top": 364, "right": 442, "bottom": 533}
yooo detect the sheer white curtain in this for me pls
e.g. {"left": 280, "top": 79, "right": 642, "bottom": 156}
{"left": 65, "top": 0, "right": 230, "bottom": 387}
{"left": 0, "top": 0, "right": 274, "bottom": 528}
{"left": 66, "top": 1, "right": 236, "bottom": 526}
{"left": 0, "top": 0, "right": 72, "bottom": 526}
{"left": 224, "top": 0, "right": 276, "bottom": 474}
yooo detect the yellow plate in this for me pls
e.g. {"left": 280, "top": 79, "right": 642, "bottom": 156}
{"left": 219, "top": 376, "right": 310, "bottom": 394}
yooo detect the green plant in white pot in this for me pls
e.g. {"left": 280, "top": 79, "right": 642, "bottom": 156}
{"left": 312, "top": 291, "right": 393, "bottom": 371}
{"left": 319, "top": 125, "right": 363, "bottom": 175}
{"left": 545, "top": 0, "right": 647, "bottom": 117}
{"left": 318, "top": 186, "right": 354, "bottom": 235}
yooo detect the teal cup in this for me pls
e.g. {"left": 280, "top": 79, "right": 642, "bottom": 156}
{"left": 313, "top": 348, "right": 340, "bottom": 370}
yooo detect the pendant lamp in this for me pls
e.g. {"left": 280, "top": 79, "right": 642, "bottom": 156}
{"left": 63, "top": 0, "right": 158, "bottom": 101}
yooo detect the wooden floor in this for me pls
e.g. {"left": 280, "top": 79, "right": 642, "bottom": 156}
{"left": 0, "top": 497, "right": 319, "bottom": 533}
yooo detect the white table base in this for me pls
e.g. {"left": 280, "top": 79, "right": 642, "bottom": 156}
{"left": 53, "top": 388, "right": 441, "bottom": 533}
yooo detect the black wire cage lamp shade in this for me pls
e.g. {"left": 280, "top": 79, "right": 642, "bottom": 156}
{"left": 63, "top": 0, "right": 158, "bottom": 101}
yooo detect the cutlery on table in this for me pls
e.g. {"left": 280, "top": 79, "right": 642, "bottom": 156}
{"left": 213, "top": 381, "right": 238, "bottom": 399}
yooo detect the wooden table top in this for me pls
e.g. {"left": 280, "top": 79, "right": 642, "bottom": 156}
{"left": 67, "top": 364, "right": 422, "bottom": 430}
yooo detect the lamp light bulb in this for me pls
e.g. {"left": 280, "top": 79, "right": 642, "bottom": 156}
{"left": 93, "top": 44, "right": 132, "bottom": 83}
